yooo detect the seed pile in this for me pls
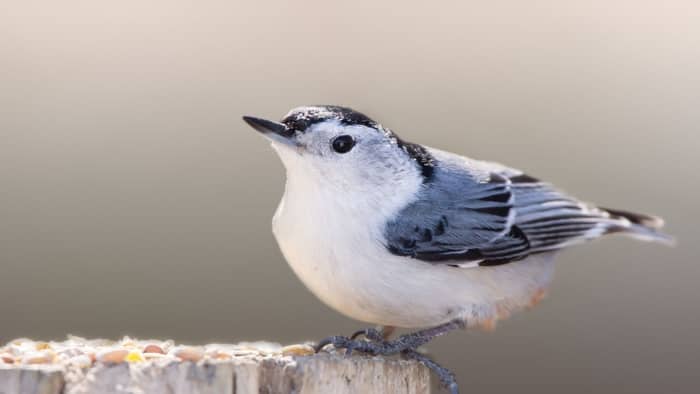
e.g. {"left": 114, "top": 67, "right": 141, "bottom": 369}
{"left": 0, "top": 336, "right": 316, "bottom": 368}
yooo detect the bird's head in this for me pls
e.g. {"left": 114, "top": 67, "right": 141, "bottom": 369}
{"left": 243, "top": 105, "right": 434, "bottom": 193}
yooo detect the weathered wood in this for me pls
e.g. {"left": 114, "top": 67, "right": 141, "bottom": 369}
{"left": 258, "top": 354, "right": 430, "bottom": 394}
{"left": 0, "top": 344, "right": 430, "bottom": 394}
{"left": 0, "top": 366, "right": 65, "bottom": 394}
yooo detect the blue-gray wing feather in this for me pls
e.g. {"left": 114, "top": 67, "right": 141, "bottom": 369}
{"left": 383, "top": 148, "right": 658, "bottom": 267}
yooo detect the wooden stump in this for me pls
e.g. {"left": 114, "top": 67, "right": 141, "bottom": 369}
{"left": 0, "top": 366, "right": 64, "bottom": 394}
{"left": 0, "top": 338, "right": 430, "bottom": 394}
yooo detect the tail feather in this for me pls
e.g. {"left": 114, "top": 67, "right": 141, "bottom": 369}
{"left": 599, "top": 207, "right": 665, "bottom": 229}
{"left": 599, "top": 207, "right": 674, "bottom": 245}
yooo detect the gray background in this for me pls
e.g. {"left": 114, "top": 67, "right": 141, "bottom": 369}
{"left": 1, "top": 1, "right": 698, "bottom": 393}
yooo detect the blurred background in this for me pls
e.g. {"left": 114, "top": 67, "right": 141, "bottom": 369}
{"left": 1, "top": 1, "right": 698, "bottom": 393}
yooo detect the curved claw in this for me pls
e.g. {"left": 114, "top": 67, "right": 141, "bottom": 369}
{"left": 313, "top": 341, "right": 329, "bottom": 353}
{"left": 350, "top": 329, "right": 369, "bottom": 340}
{"left": 350, "top": 328, "right": 394, "bottom": 342}
{"left": 350, "top": 328, "right": 385, "bottom": 342}
{"left": 314, "top": 336, "right": 340, "bottom": 353}
{"left": 313, "top": 334, "right": 385, "bottom": 357}
{"left": 318, "top": 328, "right": 386, "bottom": 356}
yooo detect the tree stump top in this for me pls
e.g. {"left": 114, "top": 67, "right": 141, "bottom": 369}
{"left": 0, "top": 336, "right": 430, "bottom": 393}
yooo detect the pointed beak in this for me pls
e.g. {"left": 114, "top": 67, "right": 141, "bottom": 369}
{"left": 242, "top": 116, "right": 295, "bottom": 140}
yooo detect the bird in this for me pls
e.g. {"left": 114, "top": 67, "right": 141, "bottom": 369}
{"left": 242, "top": 105, "right": 672, "bottom": 393}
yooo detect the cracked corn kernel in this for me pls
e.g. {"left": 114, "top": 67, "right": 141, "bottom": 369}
{"left": 173, "top": 347, "right": 203, "bottom": 362}
{"left": 22, "top": 351, "right": 54, "bottom": 364}
{"left": 213, "top": 352, "right": 232, "bottom": 360}
{"left": 0, "top": 353, "right": 14, "bottom": 364}
{"left": 143, "top": 344, "right": 165, "bottom": 354}
{"left": 97, "top": 349, "right": 129, "bottom": 363}
{"left": 125, "top": 351, "right": 144, "bottom": 363}
{"left": 281, "top": 344, "right": 315, "bottom": 357}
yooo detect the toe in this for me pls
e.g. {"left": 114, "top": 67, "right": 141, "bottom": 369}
{"left": 314, "top": 336, "right": 347, "bottom": 353}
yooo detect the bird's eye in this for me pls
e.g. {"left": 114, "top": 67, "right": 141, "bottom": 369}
{"left": 331, "top": 135, "right": 355, "bottom": 153}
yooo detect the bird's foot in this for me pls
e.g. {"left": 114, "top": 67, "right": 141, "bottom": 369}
{"left": 313, "top": 331, "right": 424, "bottom": 357}
{"left": 314, "top": 320, "right": 464, "bottom": 393}
{"left": 315, "top": 320, "right": 463, "bottom": 356}
{"left": 313, "top": 334, "right": 387, "bottom": 356}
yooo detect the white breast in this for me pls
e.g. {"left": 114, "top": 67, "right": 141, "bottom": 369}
{"left": 271, "top": 154, "right": 555, "bottom": 329}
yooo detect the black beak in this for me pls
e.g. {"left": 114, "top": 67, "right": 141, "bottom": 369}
{"left": 242, "top": 116, "right": 293, "bottom": 138}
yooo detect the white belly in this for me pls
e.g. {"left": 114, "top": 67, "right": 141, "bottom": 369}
{"left": 272, "top": 192, "right": 556, "bottom": 329}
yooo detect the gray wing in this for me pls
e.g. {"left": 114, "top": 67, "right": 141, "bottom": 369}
{"left": 384, "top": 150, "right": 669, "bottom": 267}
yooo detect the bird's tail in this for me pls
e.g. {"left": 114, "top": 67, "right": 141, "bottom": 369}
{"left": 599, "top": 207, "right": 675, "bottom": 245}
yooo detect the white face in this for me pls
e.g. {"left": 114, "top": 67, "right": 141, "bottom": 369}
{"left": 269, "top": 120, "right": 421, "bottom": 194}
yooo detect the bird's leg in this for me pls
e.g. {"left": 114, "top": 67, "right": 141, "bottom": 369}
{"left": 402, "top": 349, "right": 459, "bottom": 394}
{"left": 350, "top": 325, "right": 395, "bottom": 342}
{"left": 315, "top": 319, "right": 464, "bottom": 356}
{"left": 381, "top": 325, "right": 396, "bottom": 339}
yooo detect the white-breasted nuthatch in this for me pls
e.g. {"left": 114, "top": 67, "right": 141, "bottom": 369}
{"left": 243, "top": 105, "right": 672, "bottom": 393}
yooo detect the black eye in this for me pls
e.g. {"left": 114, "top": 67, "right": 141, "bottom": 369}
{"left": 331, "top": 135, "right": 355, "bottom": 153}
